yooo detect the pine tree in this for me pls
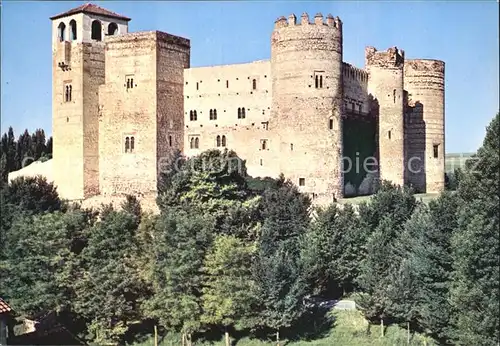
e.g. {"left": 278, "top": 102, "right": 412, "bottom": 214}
{"left": 201, "top": 235, "right": 257, "bottom": 346}
{"left": 450, "top": 113, "right": 499, "bottom": 346}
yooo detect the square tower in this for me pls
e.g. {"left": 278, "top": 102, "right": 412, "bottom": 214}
{"left": 50, "top": 4, "right": 130, "bottom": 200}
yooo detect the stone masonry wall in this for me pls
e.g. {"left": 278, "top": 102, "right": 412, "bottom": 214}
{"left": 404, "top": 59, "right": 445, "bottom": 193}
{"left": 271, "top": 13, "right": 344, "bottom": 204}
{"left": 99, "top": 32, "right": 159, "bottom": 196}
{"left": 366, "top": 46, "right": 405, "bottom": 186}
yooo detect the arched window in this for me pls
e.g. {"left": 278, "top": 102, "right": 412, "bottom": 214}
{"left": 221, "top": 135, "right": 226, "bottom": 147}
{"left": 130, "top": 136, "right": 135, "bottom": 152}
{"left": 216, "top": 135, "right": 221, "bottom": 147}
{"left": 209, "top": 109, "right": 213, "bottom": 120}
{"left": 315, "top": 75, "right": 319, "bottom": 88}
{"left": 213, "top": 109, "right": 217, "bottom": 120}
{"left": 108, "top": 22, "right": 118, "bottom": 36}
{"left": 237, "top": 107, "right": 241, "bottom": 119}
{"left": 190, "top": 137, "right": 194, "bottom": 149}
{"left": 168, "top": 135, "right": 172, "bottom": 147}
{"left": 319, "top": 75, "right": 323, "bottom": 88}
{"left": 91, "top": 20, "right": 102, "bottom": 41}
{"left": 58, "top": 22, "right": 66, "bottom": 42}
{"left": 65, "top": 85, "right": 69, "bottom": 102}
{"left": 194, "top": 137, "right": 199, "bottom": 149}
{"left": 252, "top": 79, "right": 257, "bottom": 90}
{"left": 241, "top": 108, "right": 246, "bottom": 119}
{"left": 329, "top": 118, "right": 334, "bottom": 130}
{"left": 189, "top": 110, "right": 193, "bottom": 121}
{"left": 69, "top": 20, "right": 77, "bottom": 41}
{"left": 125, "top": 137, "right": 130, "bottom": 152}
{"left": 68, "top": 85, "right": 72, "bottom": 101}
{"left": 193, "top": 110, "right": 197, "bottom": 121}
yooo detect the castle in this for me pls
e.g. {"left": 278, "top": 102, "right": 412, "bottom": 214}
{"left": 22, "top": 3, "right": 446, "bottom": 205}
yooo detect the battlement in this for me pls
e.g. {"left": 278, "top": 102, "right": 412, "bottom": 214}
{"left": 365, "top": 46, "right": 405, "bottom": 68}
{"left": 343, "top": 63, "right": 368, "bottom": 83}
{"left": 405, "top": 59, "right": 445, "bottom": 74}
{"left": 274, "top": 12, "right": 342, "bottom": 30}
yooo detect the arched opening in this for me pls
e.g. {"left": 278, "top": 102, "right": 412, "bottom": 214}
{"left": 108, "top": 22, "right": 118, "bottom": 36}
{"left": 91, "top": 20, "right": 102, "bottom": 41}
{"left": 193, "top": 110, "right": 197, "bottom": 121}
{"left": 237, "top": 107, "right": 241, "bottom": 119}
{"left": 168, "top": 135, "right": 172, "bottom": 147}
{"left": 190, "top": 110, "right": 194, "bottom": 121}
{"left": 252, "top": 79, "right": 257, "bottom": 90}
{"left": 221, "top": 135, "right": 226, "bottom": 147}
{"left": 130, "top": 136, "right": 135, "bottom": 152}
{"left": 241, "top": 108, "right": 246, "bottom": 119}
{"left": 194, "top": 137, "right": 199, "bottom": 149}
{"left": 216, "top": 135, "right": 221, "bottom": 147}
{"left": 125, "top": 137, "right": 130, "bottom": 152}
{"left": 209, "top": 109, "right": 213, "bottom": 120}
{"left": 213, "top": 109, "right": 217, "bottom": 120}
{"left": 58, "top": 22, "right": 66, "bottom": 42}
{"left": 69, "top": 20, "right": 77, "bottom": 41}
{"left": 190, "top": 137, "right": 195, "bottom": 149}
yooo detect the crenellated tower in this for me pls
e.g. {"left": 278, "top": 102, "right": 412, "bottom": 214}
{"left": 404, "top": 59, "right": 445, "bottom": 193}
{"left": 365, "top": 46, "right": 406, "bottom": 187}
{"left": 270, "top": 12, "right": 344, "bottom": 203}
{"left": 50, "top": 4, "right": 130, "bottom": 200}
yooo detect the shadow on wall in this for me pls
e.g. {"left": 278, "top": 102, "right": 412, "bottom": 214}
{"left": 405, "top": 101, "right": 426, "bottom": 193}
{"left": 342, "top": 95, "right": 379, "bottom": 198}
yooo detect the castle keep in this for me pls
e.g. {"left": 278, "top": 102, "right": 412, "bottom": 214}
{"left": 47, "top": 4, "right": 445, "bottom": 205}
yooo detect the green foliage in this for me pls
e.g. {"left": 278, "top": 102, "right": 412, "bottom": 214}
{"left": 201, "top": 235, "right": 257, "bottom": 331}
{"left": 72, "top": 210, "right": 146, "bottom": 344}
{"left": 143, "top": 209, "right": 214, "bottom": 338}
{"left": 1, "top": 209, "right": 95, "bottom": 317}
{"left": 301, "top": 204, "right": 367, "bottom": 296}
{"left": 450, "top": 113, "right": 499, "bottom": 346}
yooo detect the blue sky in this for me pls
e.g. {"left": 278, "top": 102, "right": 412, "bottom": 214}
{"left": 1, "top": 1, "right": 498, "bottom": 153}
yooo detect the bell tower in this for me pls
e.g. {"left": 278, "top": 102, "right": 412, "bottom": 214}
{"left": 50, "top": 4, "right": 130, "bottom": 200}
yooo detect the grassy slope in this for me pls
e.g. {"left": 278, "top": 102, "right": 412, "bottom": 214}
{"left": 130, "top": 310, "right": 436, "bottom": 346}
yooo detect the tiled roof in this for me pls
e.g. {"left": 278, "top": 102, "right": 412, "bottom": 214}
{"left": 0, "top": 298, "right": 12, "bottom": 314}
{"left": 50, "top": 3, "right": 131, "bottom": 21}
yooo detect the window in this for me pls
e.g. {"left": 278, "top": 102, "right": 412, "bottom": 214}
{"left": 196, "top": 82, "right": 199, "bottom": 90}
{"left": 260, "top": 159, "right": 263, "bottom": 166}
{"left": 221, "top": 135, "right": 226, "bottom": 147}
{"left": 328, "top": 118, "right": 334, "bottom": 130}
{"left": 69, "top": 20, "right": 77, "bottom": 41}
{"left": 252, "top": 79, "right": 257, "bottom": 90}
{"left": 358, "top": 104, "right": 362, "bottom": 113}
{"left": 91, "top": 20, "right": 102, "bottom": 41}
{"left": 226, "top": 80, "right": 229, "bottom": 88}
{"left": 209, "top": 109, "right": 217, "bottom": 120}
{"left": 216, "top": 135, "right": 221, "bottom": 147}
{"left": 314, "top": 71, "right": 324, "bottom": 89}
{"left": 262, "top": 121, "right": 269, "bottom": 130}
{"left": 290, "top": 143, "right": 294, "bottom": 151}
{"left": 237, "top": 107, "right": 246, "bottom": 119}
{"left": 124, "top": 135, "right": 135, "bottom": 153}
{"left": 195, "top": 137, "right": 199, "bottom": 149}
{"left": 190, "top": 137, "right": 194, "bottom": 149}
{"left": 260, "top": 139, "right": 268, "bottom": 150}
{"left": 108, "top": 22, "right": 118, "bottom": 36}
{"left": 64, "top": 83, "right": 72, "bottom": 102}
{"left": 351, "top": 102, "right": 355, "bottom": 112}
{"left": 393, "top": 89, "right": 396, "bottom": 103}
{"left": 126, "top": 75, "right": 134, "bottom": 90}
{"left": 433, "top": 144, "right": 439, "bottom": 158}
{"left": 58, "top": 22, "right": 66, "bottom": 42}
{"left": 168, "top": 135, "right": 172, "bottom": 147}
{"left": 189, "top": 110, "right": 198, "bottom": 121}
{"left": 388, "top": 130, "right": 392, "bottom": 140}
{"left": 299, "top": 178, "right": 305, "bottom": 186}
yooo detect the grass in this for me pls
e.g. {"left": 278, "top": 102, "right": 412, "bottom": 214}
{"left": 130, "top": 310, "right": 436, "bottom": 346}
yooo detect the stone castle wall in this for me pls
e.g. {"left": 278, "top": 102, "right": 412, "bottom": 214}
{"left": 43, "top": 7, "right": 446, "bottom": 209}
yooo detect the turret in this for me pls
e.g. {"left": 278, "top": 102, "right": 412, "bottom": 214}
{"left": 404, "top": 59, "right": 445, "bottom": 193}
{"left": 365, "top": 46, "right": 406, "bottom": 187}
{"left": 271, "top": 12, "right": 344, "bottom": 203}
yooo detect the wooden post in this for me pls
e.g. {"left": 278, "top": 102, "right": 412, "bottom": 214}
{"left": 407, "top": 321, "right": 410, "bottom": 344}
{"left": 154, "top": 325, "right": 158, "bottom": 346}
{"left": 380, "top": 318, "right": 384, "bottom": 337}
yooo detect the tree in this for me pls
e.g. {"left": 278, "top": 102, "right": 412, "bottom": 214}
{"left": 252, "top": 176, "right": 310, "bottom": 344}
{"left": 2, "top": 176, "right": 61, "bottom": 214}
{"left": 1, "top": 209, "right": 94, "bottom": 318}
{"left": 143, "top": 209, "right": 214, "bottom": 346}
{"left": 72, "top": 210, "right": 146, "bottom": 344}
{"left": 201, "top": 235, "right": 257, "bottom": 346}
{"left": 450, "top": 113, "right": 499, "bottom": 346}
{"left": 301, "top": 203, "right": 367, "bottom": 296}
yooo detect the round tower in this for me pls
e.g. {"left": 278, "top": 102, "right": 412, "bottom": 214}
{"left": 270, "top": 12, "right": 344, "bottom": 203}
{"left": 365, "top": 46, "right": 406, "bottom": 187}
{"left": 404, "top": 59, "right": 445, "bottom": 193}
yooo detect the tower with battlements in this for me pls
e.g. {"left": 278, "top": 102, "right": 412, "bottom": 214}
{"left": 40, "top": 4, "right": 446, "bottom": 207}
